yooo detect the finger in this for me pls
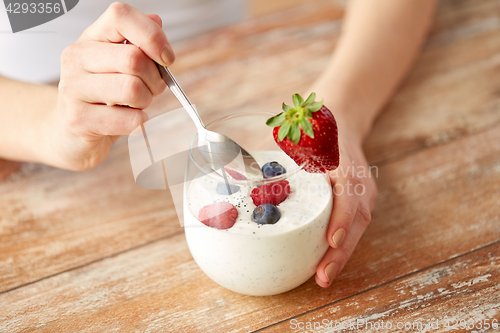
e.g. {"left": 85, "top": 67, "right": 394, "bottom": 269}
{"left": 67, "top": 103, "right": 149, "bottom": 136}
{"left": 315, "top": 208, "right": 370, "bottom": 287}
{"left": 326, "top": 175, "right": 362, "bottom": 249}
{"left": 73, "top": 73, "right": 153, "bottom": 110}
{"left": 147, "top": 14, "right": 162, "bottom": 27}
{"left": 73, "top": 41, "right": 166, "bottom": 96}
{"left": 80, "top": 2, "right": 175, "bottom": 66}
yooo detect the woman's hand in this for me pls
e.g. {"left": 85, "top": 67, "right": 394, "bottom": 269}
{"left": 45, "top": 2, "right": 174, "bottom": 171}
{"left": 304, "top": 0, "right": 436, "bottom": 288}
{"left": 314, "top": 112, "right": 378, "bottom": 287}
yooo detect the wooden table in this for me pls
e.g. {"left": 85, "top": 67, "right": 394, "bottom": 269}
{"left": 1, "top": 0, "right": 500, "bottom": 331}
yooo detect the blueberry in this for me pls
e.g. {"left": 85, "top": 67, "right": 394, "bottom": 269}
{"left": 216, "top": 182, "right": 240, "bottom": 195}
{"left": 251, "top": 203, "right": 281, "bottom": 224}
{"left": 261, "top": 161, "right": 287, "bottom": 178}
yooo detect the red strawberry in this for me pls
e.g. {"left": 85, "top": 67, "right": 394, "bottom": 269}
{"left": 266, "top": 93, "right": 340, "bottom": 173}
{"left": 198, "top": 202, "right": 238, "bottom": 230}
{"left": 250, "top": 180, "right": 291, "bottom": 206}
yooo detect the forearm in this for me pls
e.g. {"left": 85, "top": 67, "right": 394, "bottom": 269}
{"left": 0, "top": 75, "right": 57, "bottom": 164}
{"left": 311, "top": 0, "right": 437, "bottom": 143}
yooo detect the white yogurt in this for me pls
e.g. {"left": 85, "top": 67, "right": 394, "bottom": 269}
{"left": 183, "top": 151, "right": 333, "bottom": 296}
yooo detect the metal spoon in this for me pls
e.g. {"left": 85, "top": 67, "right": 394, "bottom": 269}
{"left": 156, "top": 64, "right": 261, "bottom": 180}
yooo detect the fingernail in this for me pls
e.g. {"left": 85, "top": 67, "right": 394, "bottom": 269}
{"left": 332, "top": 228, "right": 346, "bottom": 248}
{"left": 324, "top": 262, "right": 338, "bottom": 283}
{"left": 161, "top": 44, "right": 175, "bottom": 65}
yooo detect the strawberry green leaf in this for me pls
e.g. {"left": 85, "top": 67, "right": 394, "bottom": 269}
{"left": 305, "top": 108, "right": 312, "bottom": 118}
{"left": 304, "top": 92, "right": 316, "bottom": 105}
{"left": 292, "top": 93, "right": 304, "bottom": 107}
{"left": 288, "top": 122, "right": 301, "bottom": 144}
{"left": 300, "top": 118, "right": 314, "bottom": 138}
{"left": 266, "top": 112, "right": 286, "bottom": 127}
{"left": 282, "top": 103, "right": 292, "bottom": 112}
{"left": 307, "top": 101, "right": 323, "bottom": 112}
{"left": 278, "top": 122, "right": 291, "bottom": 141}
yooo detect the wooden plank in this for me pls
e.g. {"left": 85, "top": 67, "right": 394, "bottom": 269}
{"left": 249, "top": 0, "right": 319, "bottom": 18}
{"left": 0, "top": 142, "right": 183, "bottom": 293}
{"left": 365, "top": 25, "right": 500, "bottom": 165}
{"left": 262, "top": 242, "right": 500, "bottom": 333}
{"left": 164, "top": 2, "right": 345, "bottom": 123}
{"left": 0, "top": 0, "right": 346, "bottom": 292}
{"left": 1, "top": 124, "right": 498, "bottom": 332}
{"left": 166, "top": 0, "right": 500, "bottom": 165}
{"left": 2, "top": 0, "right": 500, "bottom": 305}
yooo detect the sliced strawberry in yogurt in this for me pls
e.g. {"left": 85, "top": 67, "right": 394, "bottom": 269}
{"left": 198, "top": 202, "right": 238, "bottom": 230}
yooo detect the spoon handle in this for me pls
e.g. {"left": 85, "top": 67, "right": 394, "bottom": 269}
{"left": 156, "top": 64, "right": 205, "bottom": 130}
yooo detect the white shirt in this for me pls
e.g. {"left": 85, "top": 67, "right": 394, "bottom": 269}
{"left": 0, "top": 0, "right": 245, "bottom": 83}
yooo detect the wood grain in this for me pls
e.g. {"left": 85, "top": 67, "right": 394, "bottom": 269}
{"left": 3, "top": 0, "right": 499, "bottom": 293}
{"left": 1, "top": 124, "right": 498, "bottom": 332}
{"left": 0, "top": 0, "right": 346, "bottom": 292}
{"left": 262, "top": 242, "right": 500, "bottom": 332}
{"left": 0, "top": 142, "right": 182, "bottom": 292}
{"left": 1, "top": 0, "right": 500, "bottom": 330}
{"left": 250, "top": 0, "right": 318, "bottom": 18}
{"left": 167, "top": 0, "right": 500, "bottom": 165}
